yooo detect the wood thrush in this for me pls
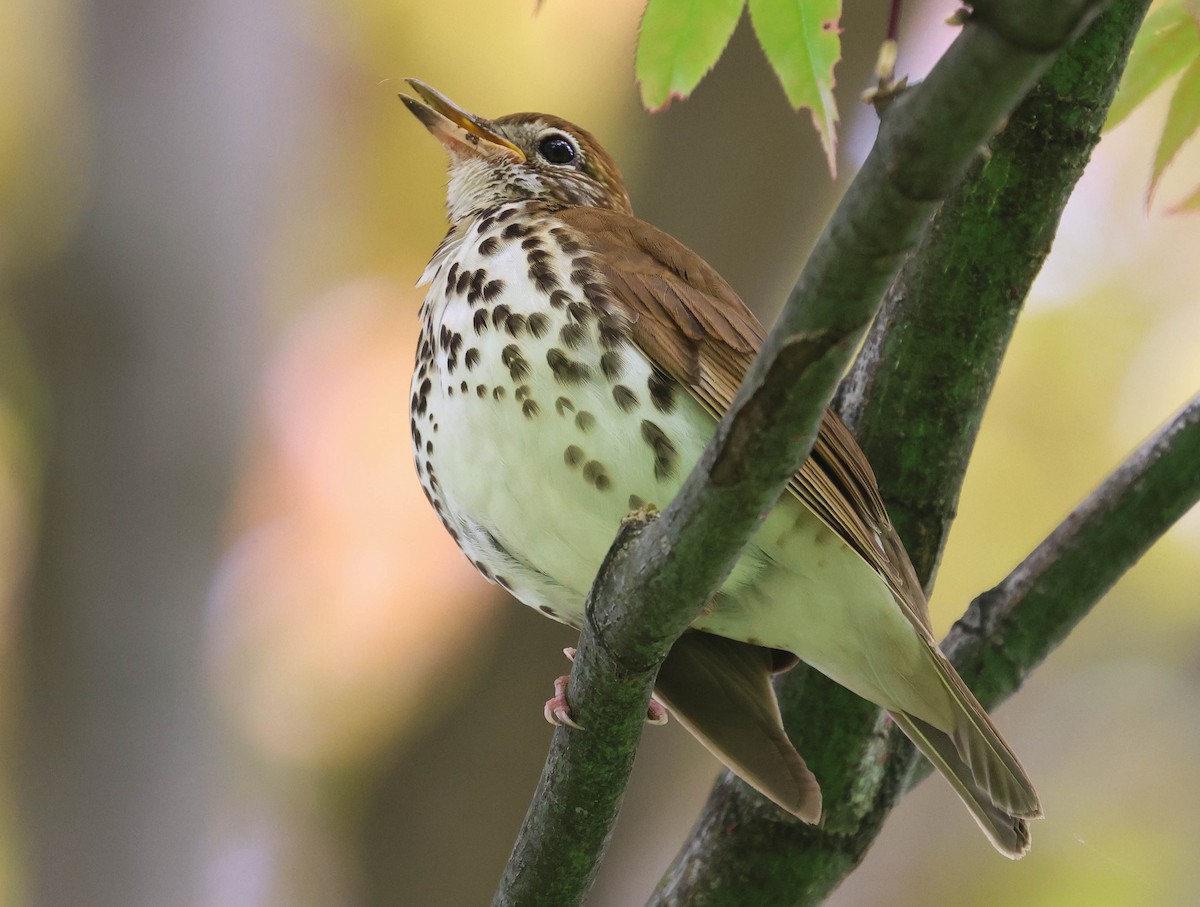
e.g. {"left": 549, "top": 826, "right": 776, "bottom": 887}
{"left": 402, "top": 80, "right": 1041, "bottom": 856}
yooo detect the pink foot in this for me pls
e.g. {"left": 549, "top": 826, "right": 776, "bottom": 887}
{"left": 644, "top": 696, "right": 669, "bottom": 726}
{"left": 544, "top": 674, "right": 584, "bottom": 730}
{"left": 552, "top": 647, "right": 669, "bottom": 727}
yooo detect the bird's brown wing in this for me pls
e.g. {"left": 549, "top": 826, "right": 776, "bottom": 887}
{"left": 556, "top": 208, "right": 1041, "bottom": 849}
{"left": 556, "top": 206, "right": 930, "bottom": 631}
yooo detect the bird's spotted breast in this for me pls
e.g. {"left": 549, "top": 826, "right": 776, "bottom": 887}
{"left": 411, "top": 203, "right": 713, "bottom": 623}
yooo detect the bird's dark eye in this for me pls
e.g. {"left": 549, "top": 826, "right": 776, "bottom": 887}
{"left": 537, "top": 134, "right": 577, "bottom": 165}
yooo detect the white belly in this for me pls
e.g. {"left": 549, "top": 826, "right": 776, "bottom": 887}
{"left": 411, "top": 206, "right": 931, "bottom": 718}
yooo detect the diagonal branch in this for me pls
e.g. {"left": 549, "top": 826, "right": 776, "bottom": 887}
{"left": 492, "top": 2, "right": 1112, "bottom": 904}
{"left": 652, "top": 392, "right": 1200, "bottom": 907}
{"left": 835, "top": 0, "right": 1156, "bottom": 584}
{"left": 651, "top": 0, "right": 1155, "bottom": 902}
{"left": 940, "top": 392, "right": 1200, "bottom": 717}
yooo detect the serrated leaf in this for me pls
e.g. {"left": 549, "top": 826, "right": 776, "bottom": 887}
{"left": 746, "top": 0, "right": 841, "bottom": 176}
{"left": 1149, "top": 55, "right": 1200, "bottom": 204}
{"left": 1106, "top": 0, "right": 1200, "bottom": 131}
{"left": 636, "top": 0, "right": 746, "bottom": 111}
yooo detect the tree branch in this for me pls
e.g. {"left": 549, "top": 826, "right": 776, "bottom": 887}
{"left": 493, "top": 0, "right": 1111, "bottom": 902}
{"left": 651, "top": 390, "right": 1199, "bottom": 907}
{"left": 836, "top": 0, "right": 1154, "bottom": 584}
{"left": 939, "top": 392, "right": 1200, "bottom": 717}
{"left": 651, "top": 0, "right": 1156, "bottom": 903}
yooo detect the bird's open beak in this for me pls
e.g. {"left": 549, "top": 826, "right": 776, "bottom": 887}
{"left": 401, "top": 79, "right": 525, "bottom": 162}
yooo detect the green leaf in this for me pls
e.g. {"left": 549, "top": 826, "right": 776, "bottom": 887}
{"left": 636, "top": 0, "right": 746, "bottom": 111}
{"left": 747, "top": 0, "right": 842, "bottom": 174}
{"left": 1150, "top": 55, "right": 1200, "bottom": 203}
{"left": 1106, "top": 0, "right": 1200, "bottom": 131}
{"left": 1168, "top": 180, "right": 1200, "bottom": 213}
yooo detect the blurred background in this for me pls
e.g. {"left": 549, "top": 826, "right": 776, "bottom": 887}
{"left": 1, "top": 0, "right": 1198, "bottom": 905}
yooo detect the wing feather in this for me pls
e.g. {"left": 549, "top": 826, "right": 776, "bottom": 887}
{"left": 556, "top": 206, "right": 929, "bottom": 627}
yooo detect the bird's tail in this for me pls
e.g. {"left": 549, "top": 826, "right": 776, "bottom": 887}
{"left": 891, "top": 646, "right": 1042, "bottom": 858}
{"left": 655, "top": 631, "right": 823, "bottom": 823}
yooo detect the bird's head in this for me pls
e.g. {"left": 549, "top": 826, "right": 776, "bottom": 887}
{"left": 402, "top": 80, "right": 632, "bottom": 222}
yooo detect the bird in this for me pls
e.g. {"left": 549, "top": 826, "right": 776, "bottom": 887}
{"left": 401, "top": 79, "right": 1041, "bottom": 856}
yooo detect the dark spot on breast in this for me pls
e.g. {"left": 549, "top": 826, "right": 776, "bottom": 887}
{"left": 473, "top": 309, "right": 489, "bottom": 334}
{"left": 493, "top": 386, "right": 506, "bottom": 401}
{"left": 412, "top": 425, "right": 422, "bottom": 446}
{"left": 503, "top": 222, "right": 534, "bottom": 239}
{"left": 521, "top": 236, "right": 542, "bottom": 250}
{"left": 641, "top": 420, "right": 679, "bottom": 480}
{"left": 495, "top": 575, "right": 513, "bottom": 591}
{"left": 460, "top": 381, "right": 468, "bottom": 393}
{"left": 515, "top": 384, "right": 531, "bottom": 401}
{"left": 551, "top": 227, "right": 582, "bottom": 254}
{"left": 415, "top": 377, "right": 432, "bottom": 415}
{"left": 547, "top": 348, "right": 591, "bottom": 384}
{"left": 648, "top": 370, "right": 676, "bottom": 413}
{"left": 583, "top": 460, "right": 611, "bottom": 491}
{"left": 559, "top": 322, "right": 585, "bottom": 349}
{"left": 465, "top": 348, "right": 480, "bottom": 369}
{"left": 597, "top": 317, "right": 625, "bottom": 350}
{"left": 613, "top": 384, "right": 638, "bottom": 412}
{"left": 527, "top": 312, "right": 550, "bottom": 338}
{"left": 483, "top": 279, "right": 505, "bottom": 302}
{"left": 600, "top": 350, "right": 623, "bottom": 381}
{"left": 476, "top": 384, "right": 487, "bottom": 398}
{"left": 505, "top": 313, "right": 527, "bottom": 337}
{"left": 476, "top": 215, "right": 495, "bottom": 233}
{"left": 549, "top": 290, "right": 571, "bottom": 309}
{"left": 522, "top": 399, "right": 540, "bottom": 419}
{"left": 496, "top": 207, "right": 517, "bottom": 222}
{"left": 491, "top": 303, "right": 511, "bottom": 328}
{"left": 529, "top": 262, "right": 560, "bottom": 293}
{"left": 567, "top": 301, "right": 594, "bottom": 324}
{"left": 479, "top": 237, "right": 498, "bottom": 255}
{"left": 455, "top": 269, "right": 472, "bottom": 295}
{"left": 575, "top": 410, "right": 595, "bottom": 432}
{"left": 564, "top": 445, "right": 584, "bottom": 467}
{"left": 425, "top": 440, "right": 433, "bottom": 455}
{"left": 472, "top": 560, "right": 494, "bottom": 581}
{"left": 446, "top": 262, "right": 459, "bottom": 289}
{"left": 582, "top": 282, "right": 607, "bottom": 306}
{"left": 555, "top": 396, "right": 575, "bottom": 416}
{"left": 502, "top": 344, "right": 530, "bottom": 382}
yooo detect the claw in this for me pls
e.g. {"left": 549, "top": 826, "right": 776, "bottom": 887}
{"left": 557, "top": 647, "right": 668, "bottom": 726}
{"left": 544, "top": 674, "right": 585, "bottom": 730}
{"left": 645, "top": 696, "right": 669, "bottom": 726}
